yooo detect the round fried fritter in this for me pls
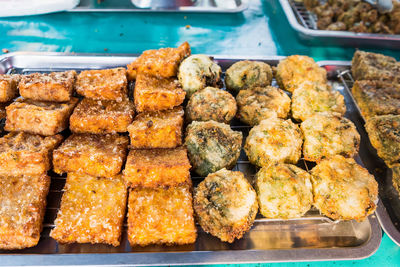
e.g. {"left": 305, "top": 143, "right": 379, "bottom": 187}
{"left": 186, "top": 87, "right": 237, "bottom": 124}
{"left": 311, "top": 155, "right": 378, "bottom": 221}
{"left": 185, "top": 121, "right": 242, "bottom": 176}
{"left": 178, "top": 55, "right": 222, "bottom": 99}
{"left": 244, "top": 117, "right": 303, "bottom": 167}
{"left": 225, "top": 61, "right": 273, "bottom": 94}
{"left": 301, "top": 112, "right": 360, "bottom": 162}
{"left": 291, "top": 82, "right": 346, "bottom": 121}
{"left": 236, "top": 86, "right": 291, "bottom": 126}
{"left": 194, "top": 168, "right": 258, "bottom": 243}
{"left": 255, "top": 163, "right": 313, "bottom": 219}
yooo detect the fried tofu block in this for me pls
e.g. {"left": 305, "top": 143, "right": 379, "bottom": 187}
{"left": 70, "top": 98, "right": 135, "bottom": 134}
{"left": 50, "top": 173, "right": 127, "bottom": 247}
{"left": 123, "top": 147, "right": 191, "bottom": 188}
{"left": 127, "top": 185, "right": 197, "bottom": 246}
{"left": 0, "top": 74, "right": 20, "bottom": 102}
{"left": 0, "top": 132, "right": 63, "bottom": 176}
{"left": 53, "top": 133, "right": 129, "bottom": 177}
{"left": 134, "top": 74, "right": 185, "bottom": 112}
{"left": 5, "top": 97, "right": 79, "bottom": 136}
{"left": 19, "top": 71, "right": 76, "bottom": 102}
{"left": 127, "top": 106, "right": 183, "bottom": 149}
{"left": 127, "top": 42, "right": 190, "bottom": 80}
{"left": 0, "top": 174, "right": 50, "bottom": 250}
{"left": 75, "top": 68, "right": 128, "bottom": 101}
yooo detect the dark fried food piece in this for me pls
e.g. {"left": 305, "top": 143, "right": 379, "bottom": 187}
{"left": 0, "top": 74, "right": 20, "bottom": 102}
{"left": 392, "top": 164, "right": 400, "bottom": 196}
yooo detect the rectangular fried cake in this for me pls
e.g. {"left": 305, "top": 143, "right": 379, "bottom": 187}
{"left": 0, "top": 74, "right": 20, "bottom": 102}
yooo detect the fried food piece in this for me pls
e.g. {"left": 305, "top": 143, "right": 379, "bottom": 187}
{"left": 127, "top": 184, "right": 197, "bottom": 246}
{"left": 75, "top": 68, "right": 128, "bottom": 101}
{"left": 178, "top": 54, "right": 222, "bottom": 98}
{"left": 236, "top": 86, "right": 291, "bottom": 126}
{"left": 392, "top": 164, "right": 400, "bottom": 196}
{"left": 69, "top": 98, "right": 135, "bottom": 134}
{"left": 0, "top": 102, "right": 6, "bottom": 119}
{"left": 50, "top": 173, "right": 127, "bottom": 246}
{"left": 53, "top": 133, "right": 129, "bottom": 177}
{"left": 185, "top": 120, "right": 242, "bottom": 177}
{"left": 19, "top": 71, "right": 76, "bottom": 102}
{"left": 194, "top": 168, "right": 258, "bottom": 243}
{"left": 244, "top": 117, "right": 303, "bottom": 167}
{"left": 311, "top": 155, "right": 378, "bottom": 221}
{"left": 0, "top": 132, "right": 62, "bottom": 176}
{"left": 5, "top": 97, "right": 79, "bottom": 136}
{"left": 127, "top": 42, "right": 191, "bottom": 80}
{"left": 127, "top": 106, "right": 183, "bottom": 149}
{"left": 225, "top": 61, "right": 273, "bottom": 94}
{"left": 0, "top": 174, "right": 50, "bottom": 250}
{"left": 134, "top": 74, "right": 185, "bottom": 112}
{"left": 0, "top": 74, "right": 20, "bottom": 102}
{"left": 186, "top": 87, "right": 237, "bottom": 124}
{"left": 301, "top": 112, "right": 360, "bottom": 162}
{"left": 365, "top": 115, "right": 400, "bottom": 167}
{"left": 255, "top": 163, "right": 313, "bottom": 219}
{"left": 352, "top": 80, "right": 400, "bottom": 119}
{"left": 291, "top": 82, "right": 346, "bottom": 121}
{"left": 123, "top": 147, "right": 191, "bottom": 188}
{"left": 276, "top": 55, "right": 327, "bottom": 93}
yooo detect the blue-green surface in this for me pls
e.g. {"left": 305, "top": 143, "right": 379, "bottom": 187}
{"left": 0, "top": 0, "right": 399, "bottom": 265}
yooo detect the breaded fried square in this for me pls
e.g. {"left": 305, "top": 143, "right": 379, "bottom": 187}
{"left": 127, "top": 106, "right": 183, "bottom": 149}
{"left": 19, "top": 71, "right": 76, "bottom": 102}
{"left": 127, "top": 42, "right": 190, "bottom": 80}
{"left": 5, "top": 97, "right": 79, "bottom": 136}
{"left": 70, "top": 98, "right": 135, "bottom": 134}
{"left": 0, "top": 74, "right": 20, "bottom": 102}
{"left": 0, "top": 132, "right": 63, "bottom": 176}
{"left": 50, "top": 173, "right": 127, "bottom": 247}
{"left": 134, "top": 74, "right": 185, "bottom": 112}
{"left": 0, "top": 174, "right": 50, "bottom": 250}
{"left": 75, "top": 68, "right": 128, "bottom": 101}
{"left": 53, "top": 133, "right": 129, "bottom": 177}
{"left": 127, "top": 185, "right": 197, "bottom": 246}
{"left": 123, "top": 147, "right": 191, "bottom": 188}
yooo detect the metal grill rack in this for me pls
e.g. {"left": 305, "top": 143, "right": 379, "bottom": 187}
{"left": 288, "top": 0, "right": 317, "bottom": 30}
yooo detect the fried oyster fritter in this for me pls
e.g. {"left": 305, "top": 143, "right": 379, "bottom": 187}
{"left": 236, "top": 86, "right": 291, "bottom": 126}
{"left": 255, "top": 163, "right": 313, "bottom": 219}
{"left": 178, "top": 55, "right": 222, "bottom": 98}
{"left": 185, "top": 120, "right": 242, "bottom": 177}
{"left": 244, "top": 117, "right": 303, "bottom": 167}
{"left": 186, "top": 87, "right": 237, "bottom": 124}
{"left": 301, "top": 112, "right": 360, "bottom": 162}
{"left": 225, "top": 60, "right": 273, "bottom": 94}
{"left": 291, "top": 82, "right": 346, "bottom": 121}
{"left": 311, "top": 155, "right": 378, "bottom": 221}
{"left": 194, "top": 168, "right": 258, "bottom": 243}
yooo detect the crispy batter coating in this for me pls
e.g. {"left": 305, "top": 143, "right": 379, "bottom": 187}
{"left": 311, "top": 155, "right": 378, "bottom": 221}
{"left": 0, "top": 132, "right": 63, "bottom": 176}
{"left": 53, "top": 133, "right": 129, "bottom": 177}
{"left": 185, "top": 120, "right": 242, "bottom": 177}
{"left": 127, "top": 184, "right": 197, "bottom": 246}
{"left": 19, "top": 71, "right": 76, "bottom": 102}
{"left": 127, "top": 106, "right": 184, "bottom": 149}
{"left": 5, "top": 97, "right": 79, "bottom": 136}
{"left": 70, "top": 98, "right": 135, "bottom": 134}
{"left": 301, "top": 112, "right": 360, "bottom": 162}
{"left": 75, "top": 68, "right": 128, "bottom": 101}
{"left": 123, "top": 147, "right": 191, "bottom": 188}
{"left": 236, "top": 86, "right": 291, "bottom": 126}
{"left": 0, "top": 74, "right": 20, "bottom": 102}
{"left": 0, "top": 173, "right": 50, "bottom": 250}
{"left": 186, "top": 87, "right": 237, "bottom": 124}
{"left": 194, "top": 168, "right": 258, "bottom": 243}
{"left": 50, "top": 173, "right": 127, "bottom": 247}
{"left": 255, "top": 163, "right": 313, "bottom": 219}
{"left": 244, "top": 117, "right": 303, "bottom": 167}
{"left": 134, "top": 74, "right": 185, "bottom": 112}
{"left": 392, "top": 164, "right": 400, "bottom": 196}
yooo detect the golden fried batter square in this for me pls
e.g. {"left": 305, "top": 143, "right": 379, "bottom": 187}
{"left": 0, "top": 74, "right": 20, "bottom": 102}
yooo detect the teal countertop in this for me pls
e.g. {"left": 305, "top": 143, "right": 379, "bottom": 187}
{"left": 0, "top": 0, "right": 399, "bottom": 266}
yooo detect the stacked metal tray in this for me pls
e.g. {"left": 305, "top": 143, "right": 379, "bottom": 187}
{"left": 0, "top": 53, "right": 381, "bottom": 266}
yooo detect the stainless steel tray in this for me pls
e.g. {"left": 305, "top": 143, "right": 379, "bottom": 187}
{"left": 279, "top": 0, "right": 400, "bottom": 48}
{"left": 0, "top": 52, "right": 382, "bottom": 266}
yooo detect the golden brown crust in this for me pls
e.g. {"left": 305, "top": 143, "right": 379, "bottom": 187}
{"left": 0, "top": 74, "right": 20, "bottom": 102}
{"left": 392, "top": 164, "right": 400, "bottom": 196}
